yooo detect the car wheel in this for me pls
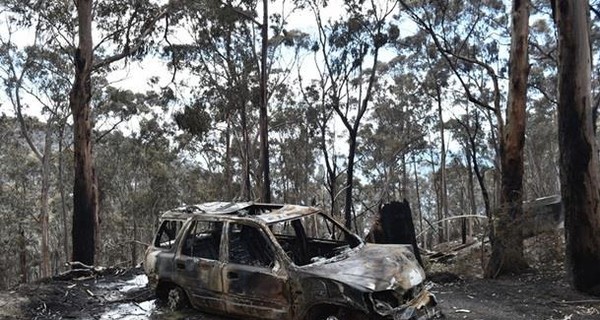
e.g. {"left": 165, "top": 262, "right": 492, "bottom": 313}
{"left": 167, "top": 286, "right": 188, "bottom": 311}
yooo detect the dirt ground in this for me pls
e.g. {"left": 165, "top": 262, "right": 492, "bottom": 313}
{"left": 1, "top": 236, "right": 599, "bottom": 319}
{"left": 432, "top": 268, "right": 600, "bottom": 320}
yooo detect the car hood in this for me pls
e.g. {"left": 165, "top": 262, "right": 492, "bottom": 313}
{"left": 299, "top": 244, "right": 425, "bottom": 292}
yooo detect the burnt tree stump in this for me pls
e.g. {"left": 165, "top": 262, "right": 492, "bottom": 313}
{"left": 366, "top": 199, "right": 423, "bottom": 266}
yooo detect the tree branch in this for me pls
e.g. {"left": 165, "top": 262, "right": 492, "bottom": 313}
{"left": 92, "top": 4, "right": 172, "bottom": 71}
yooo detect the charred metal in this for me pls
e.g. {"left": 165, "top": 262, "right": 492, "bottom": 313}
{"left": 144, "top": 202, "right": 440, "bottom": 319}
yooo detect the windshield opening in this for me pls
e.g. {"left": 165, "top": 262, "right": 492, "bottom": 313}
{"left": 268, "top": 212, "right": 361, "bottom": 266}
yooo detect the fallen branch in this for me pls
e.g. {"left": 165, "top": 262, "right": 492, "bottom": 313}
{"left": 556, "top": 300, "right": 600, "bottom": 305}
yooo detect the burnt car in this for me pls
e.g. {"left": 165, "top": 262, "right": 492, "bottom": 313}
{"left": 144, "top": 202, "right": 439, "bottom": 319}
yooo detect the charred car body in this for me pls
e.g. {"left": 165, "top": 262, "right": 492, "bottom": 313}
{"left": 144, "top": 202, "right": 439, "bottom": 319}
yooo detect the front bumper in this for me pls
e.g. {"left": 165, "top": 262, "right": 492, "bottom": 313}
{"left": 370, "top": 289, "right": 442, "bottom": 319}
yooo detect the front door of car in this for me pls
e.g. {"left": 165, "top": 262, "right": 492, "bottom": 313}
{"left": 175, "top": 220, "right": 225, "bottom": 312}
{"left": 222, "top": 222, "right": 290, "bottom": 319}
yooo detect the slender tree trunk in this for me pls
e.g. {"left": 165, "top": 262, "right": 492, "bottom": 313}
{"left": 58, "top": 124, "right": 69, "bottom": 263}
{"left": 401, "top": 154, "right": 408, "bottom": 198}
{"left": 555, "top": 0, "right": 600, "bottom": 295}
{"left": 240, "top": 103, "right": 251, "bottom": 200}
{"left": 131, "top": 219, "right": 138, "bottom": 268}
{"left": 466, "top": 147, "right": 476, "bottom": 239}
{"left": 19, "top": 223, "right": 27, "bottom": 284}
{"left": 460, "top": 185, "right": 467, "bottom": 244}
{"left": 429, "top": 148, "right": 443, "bottom": 245}
{"left": 71, "top": 0, "right": 97, "bottom": 266}
{"left": 225, "top": 115, "right": 232, "bottom": 199}
{"left": 413, "top": 157, "right": 425, "bottom": 249}
{"left": 259, "top": 0, "right": 271, "bottom": 203}
{"left": 486, "top": 0, "right": 530, "bottom": 278}
{"left": 437, "top": 90, "right": 449, "bottom": 243}
{"left": 40, "top": 124, "right": 52, "bottom": 277}
{"left": 344, "top": 131, "right": 357, "bottom": 230}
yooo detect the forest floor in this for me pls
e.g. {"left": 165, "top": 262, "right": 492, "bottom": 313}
{"left": 1, "top": 234, "right": 599, "bottom": 319}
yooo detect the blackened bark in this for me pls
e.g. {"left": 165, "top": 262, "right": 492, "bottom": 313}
{"left": 71, "top": 0, "right": 97, "bottom": 266}
{"left": 485, "top": 0, "right": 530, "bottom": 278}
{"left": 259, "top": 0, "right": 271, "bottom": 203}
{"left": 19, "top": 224, "right": 27, "bottom": 283}
{"left": 344, "top": 131, "right": 357, "bottom": 230}
{"left": 555, "top": 0, "right": 600, "bottom": 295}
{"left": 366, "top": 200, "right": 423, "bottom": 267}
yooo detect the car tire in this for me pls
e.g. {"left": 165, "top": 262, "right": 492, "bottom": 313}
{"left": 167, "top": 286, "right": 188, "bottom": 311}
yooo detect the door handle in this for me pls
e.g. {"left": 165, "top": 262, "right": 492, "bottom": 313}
{"left": 227, "top": 272, "right": 239, "bottom": 280}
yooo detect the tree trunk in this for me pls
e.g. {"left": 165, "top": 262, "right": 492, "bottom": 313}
{"left": 555, "top": 0, "right": 600, "bottom": 295}
{"left": 259, "top": 0, "right": 271, "bottom": 203}
{"left": 344, "top": 131, "right": 357, "bottom": 230}
{"left": 466, "top": 146, "right": 476, "bottom": 239}
{"left": 40, "top": 123, "right": 52, "bottom": 277}
{"left": 19, "top": 223, "right": 27, "bottom": 284}
{"left": 413, "top": 157, "right": 425, "bottom": 249}
{"left": 460, "top": 184, "right": 467, "bottom": 244}
{"left": 58, "top": 124, "right": 69, "bottom": 263}
{"left": 71, "top": 0, "right": 97, "bottom": 266}
{"left": 437, "top": 89, "right": 449, "bottom": 244}
{"left": 401, "top": 154, "right": 408, "bottom": 198}
{"left": 240, "top": 103, "right": 251, "bottom": 200}
{"left": 429, "top": 148, "right": 443, "bottom": 245}
{"left": 131, "top": 219, "right": 138, "bottom": 268}
{"left": 485, "top": 0, "right": 530, "bottom": 278}
{"left": 225, "top": 115, "right": 232, "bottom": 199}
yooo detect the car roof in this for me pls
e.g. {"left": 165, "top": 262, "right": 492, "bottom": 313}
{"left": 160, "top": 202, "right": 321, "bottom": 224}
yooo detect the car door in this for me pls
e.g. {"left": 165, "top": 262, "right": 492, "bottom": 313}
{"left": 222, "top": 221, "right": 290, "bottom": 319}
{"left": 174, "top": 219, "right": 226, "bottom": 312}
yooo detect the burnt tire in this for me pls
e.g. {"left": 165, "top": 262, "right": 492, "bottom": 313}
{"left": 166, "top": 286, "right": 188, "bottom": 311}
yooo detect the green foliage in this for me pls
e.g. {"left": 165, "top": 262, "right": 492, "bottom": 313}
{"left": 174, "top": 105, "right": 211, "bottom": 139}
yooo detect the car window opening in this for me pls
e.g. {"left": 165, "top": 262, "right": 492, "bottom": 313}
{"left": 155, "top": 220, "right": 183, "bottom": 249}
{"left": 228, "top": 223, "right": 276, "bottom": 268}
{"left": 181, "top": 221, "right": 223, "bottom": 260}
{"left": 270, "top": 213, "right": 361, "bottom": 266}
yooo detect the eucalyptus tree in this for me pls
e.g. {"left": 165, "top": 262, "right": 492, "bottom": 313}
{"left": 270, "top": 100, "right": 320, "bottom": 204}
{"left": 484, "top": 0, "right": 530, "bottom": 278}
{"left": 358, "top": 61, "right": 430, "bottom": 205}
{"left": 0, "top": 3, "right": 74, "bottom": 277}
{"left": 70, "top": 0, "right": 179, "bottom": 265}
{"left": 395, "top": 28, "right": 453, "bottom": 243}
{"left": 95, "top": 117, "right": 182, "bottom": 267}
{"left": 554, "top": 0, "right": 600, "bottom": 295}
{"left": 1, "top": 0, "right": 181, "bottom": 266}
{"left": 168, "top": 0, "right": 308, "bottom": 201}
{"left": 302, "top": 0, "right": 400, "bottom": 229}
{"left": 398, "top": 0, "right": 536, "bottom": 277}
{"left": 0, "top": 116, "right": 43, "bottom": 287}
{"left": 299, "top": 70, "right": 344, "bottom": 216}
{"left": 446, "top": 108, "right": 494, "bottom": 222}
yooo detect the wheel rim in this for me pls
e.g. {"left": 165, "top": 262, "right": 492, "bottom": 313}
{"left": 167, "top": 288, "right": 181, "bottom": 310}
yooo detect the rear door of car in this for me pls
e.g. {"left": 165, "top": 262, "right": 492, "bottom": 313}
{"left": 174, "top": 218, "right": 226, "bottom": 312}
{"left": 221, "top": 221, "right": 290, "bottom": 319}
